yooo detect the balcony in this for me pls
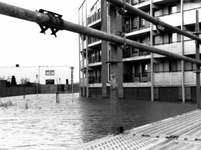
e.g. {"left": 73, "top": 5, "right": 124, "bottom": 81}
{"left": 88, "top": 51, "right": 102, "bottom": 67}
{"left": 133, "top": 0, "right": 150, "bottom": 10}
{"left": 88, "top": 76, "right": 102, "bottom": 84}
{"left": 123, "top": 47, "right": 151, "bottom": 61}
{"left": 80, "top": 77, "right": 87, "bottom": 87}
{"left": 123, "top": 72, "right": 151, "bottom": 83}
{"left": 154, "top": 71, "right": 182, "bottom": 86}
{"left": 88, "top": 19, "right": 101, "bottom": 29}
{"left": 126, "top": 27, "right": 150, "bottom": 38}
{"left": 153, "top": 40, "right": 201, "bottom": 58}
{"left": 184, "top": 40, "right": 201, "bottom": 55}
{"left": 88, "top": 39, "right": 101, "bottom": 49}
{"left": 80, "top": 59, "right": 87, "bottom": 69}
{"left": 183, "top": 8, "right": 201, "bottom": 25}
{"left": 153, "top": 41, "right": 182, "bottom": 58}
{"left": 153, "top": 12, "right": 181, "bottom": 29}
{"left": 153, "top": 8, "right": 201, "bottom": 29}
{"left": 88, "top": 7, "right": 101, "bottom": 29}
{"left": 153, "top": 0, "right": 178, "bottom": 5}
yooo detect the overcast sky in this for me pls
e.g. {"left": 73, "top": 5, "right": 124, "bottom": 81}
{"left": 0, "top": 0, "right": 95, "bottom": 82}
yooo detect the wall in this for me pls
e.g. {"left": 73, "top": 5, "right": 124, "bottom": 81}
{"left": 0, "top": 84, "right": 77, "bottom": 97}
{"left": 0, "top": 86, "right": 36, "bottom": 97}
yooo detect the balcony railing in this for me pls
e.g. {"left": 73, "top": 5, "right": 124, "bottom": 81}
{"left": 129, "top": 0, "right": 149, "bottom": 6}
{"left": 88, "top": 76, "right": 102, "bottom": 84}
{"left": 88, "top": 55, "right": 101, "bottom": 64}
{"left": 123, "top": 72, "right": 151, "bottom": 83}
{"left": 123, "top": 47, "right": 150, "bottom": 58}
{"left": 88, "top": 37, "right": 100, "bottom": 45}
{"left": 88, "top": 9, "right": 101, "bottom": 25}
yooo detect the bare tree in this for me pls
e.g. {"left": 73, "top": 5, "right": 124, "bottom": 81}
{"left": 0, "top": 76, "right": 5, "bottom": 80}
{"left": 20, "top": 78, "right": 30, "bottom": 85}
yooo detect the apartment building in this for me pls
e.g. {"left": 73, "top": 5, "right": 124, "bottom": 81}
{"left": 79, "top": 0, "right": 201, "bottom": 102}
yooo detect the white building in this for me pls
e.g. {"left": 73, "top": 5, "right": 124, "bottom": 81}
{"left": 0, "top": 65, "right": 72, "bottom": 85}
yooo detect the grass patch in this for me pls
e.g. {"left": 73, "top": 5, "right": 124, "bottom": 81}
{"left": 0, "top": 100, "right": 14, "bottom": 108}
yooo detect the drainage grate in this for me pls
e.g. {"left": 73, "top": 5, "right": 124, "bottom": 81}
{"left": 148, "top": 140, "right": 201, "bottom": 150}
{"left": 75, "top": 134, "right": 166, "bottom": 150}
{"left": 76, "top": 110, "right": 201, "bottom": 150}
{"left": 128, "top": 110, "right": 201, "bottom": 138}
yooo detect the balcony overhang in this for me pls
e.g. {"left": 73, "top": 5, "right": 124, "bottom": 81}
{"left": 88, "top": 40, "right": 101, "bottom": 48}
{"left": 126, "top": 28, "right": 150, "bottom": 39}
{"left": 123, "top": 55, "right": 151, "bottom": 62}
{"left": 134, "top": 1, "right": 150, "bottom": 10}
{"left": 88, "top": 19, "right": 101, "bottom": 29}
{"left": 88, "top": 62, "right": 102, "bottom": 67}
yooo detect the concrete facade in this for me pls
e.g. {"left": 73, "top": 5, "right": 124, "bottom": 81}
{"left": 79, "top": 0, "right": 201, "bottom": 102}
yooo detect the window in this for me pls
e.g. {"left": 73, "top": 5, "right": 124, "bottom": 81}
{"left": 154, "top": 35, "right": 162, "bottom": 45}
{"left": 140, "top": 18, "right": 145, "bottom": 27}
{"left": 169, "top": 33, "right": 177, "bottom": 43}
{"left": 135, "top": 65, "right": 140, "bottom": 77}
{"left": 131, "top": 0, "right": 137, "bottom": 5}
{"left": 124, "top": 17, "right": 131, "bottom": 33}
{"left": 132, "top": 17, "right": 138, "bottom": 29}
{"left": 154, "top": 63, "right": 160, "bottom": 73}
{"left": 45, "top": 70, "right": 50, "bottom": 76}
{"left": 50, "top": 70, "right": 55, "bottom": 76}
{"left": 169, "top": 61, "right": 178, "bottom": 72}
{"left": 154, "top": 10, "right": 160, "bottom": 17}
{"left": 108, "top": 64, "right": 111, "bottom": 82}
{"left": 46, "top": 70, "right": 55, "bottom": 76}
{"left": 169, "top": 5, "right": 177, "bottom": 14}
{"left": 142, "top": 63, "right": 148, "bottom": 76}
{"left": 132, "top": 48, "right": 139, "bottom": 57}
{"left": 97, "top": 8, "right": 101, "bottom": 20}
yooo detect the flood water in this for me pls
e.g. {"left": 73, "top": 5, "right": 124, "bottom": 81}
{"left": 0, "top": 93, "right": 197, "bottom": 149}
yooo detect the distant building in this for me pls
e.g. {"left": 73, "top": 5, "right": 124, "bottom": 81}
{"left": 79, "top": 0, "right": 201, "bottom": 102}
{"left": 0, "top": 66, "right": 72, "bottom": 85}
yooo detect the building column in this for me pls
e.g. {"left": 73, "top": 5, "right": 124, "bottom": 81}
{"left": 86, "top": 0, "right": 89, "bottom": 97}
{"left": 101, "top": 0, "right": 109, "bottom": 98}
{"left": 81, "top": 5, "right": 86, "bottom": 97}
{"left": 181, "top": 0, "right": 185, "bottom": 103}
{"left": 109, "top": 4, "right": 123, "bottom": 134}
{"left": 195, "top": 10, "right": 201, "bottom": 108}
{"left": 108, "top": 4, "right": 123, "bottom": 99}
{"left": 78, "top": 4, "right": 82, "bottom": 96}
{"left": 150, "top": 0, "right": 154, "bottom": 101}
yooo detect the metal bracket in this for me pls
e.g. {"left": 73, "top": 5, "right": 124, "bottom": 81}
{"left": 37, "top": 9, "right": 64, "bottom": 37}
{"left": 109, "top": 31, "right": 127, "bottom": 49}
{"left": 111, "top": 4, "right": 125, "bottom": 15}
{"left": 155, "top": 17, "right": 165, "bottom": 34}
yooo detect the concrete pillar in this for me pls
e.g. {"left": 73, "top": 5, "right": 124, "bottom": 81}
{"left": 101, "top": 0, "right": 109, "bottom": 98}
{"left": 109, "top": 4, "right": 124, "bottom": 135}
{"left": 109, "top": 4, "right": 123, "bottom": 99}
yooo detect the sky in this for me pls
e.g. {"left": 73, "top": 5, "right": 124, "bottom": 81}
{"left": 0, "top": 0, "right": 95, "bottom": 83}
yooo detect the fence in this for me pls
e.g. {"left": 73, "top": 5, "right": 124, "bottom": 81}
{"left": 0, "top": 84, "right": 79, "bottom": 97}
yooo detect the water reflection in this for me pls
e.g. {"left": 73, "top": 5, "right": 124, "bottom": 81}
{"left": 0, "top": 94, "right": 197, "bottom": 149}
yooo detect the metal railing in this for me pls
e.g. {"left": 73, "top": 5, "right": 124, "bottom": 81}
{"left": 0, "top": 1, "right": 200, "bottom": 64}
{"left": 88, "top": 76, "right": 102, "bottom": 84}
{"left": 123, "top": 72, "right": 151, "bottom": 83}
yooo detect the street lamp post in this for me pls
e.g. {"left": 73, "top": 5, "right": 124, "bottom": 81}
{"left": 36, "top": 74, "right": 38, "bottom": 96}
{"left": 71, "top": 67, "right": 74, "bottom": 98}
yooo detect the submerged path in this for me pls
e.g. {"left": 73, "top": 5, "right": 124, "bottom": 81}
{"left": 76, "top": 110, "right": 201, "bottom": 150}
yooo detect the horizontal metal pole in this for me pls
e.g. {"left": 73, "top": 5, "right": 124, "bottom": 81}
{"left": 106, "top": 0, "right": 201, "bottom": 44}
{"left": 0, "top": 2, "right": 201, "bottom": 65}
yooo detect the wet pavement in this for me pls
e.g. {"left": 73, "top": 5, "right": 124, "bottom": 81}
{"left": 0, "top": 93, "right": 197, "bottom": 149}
